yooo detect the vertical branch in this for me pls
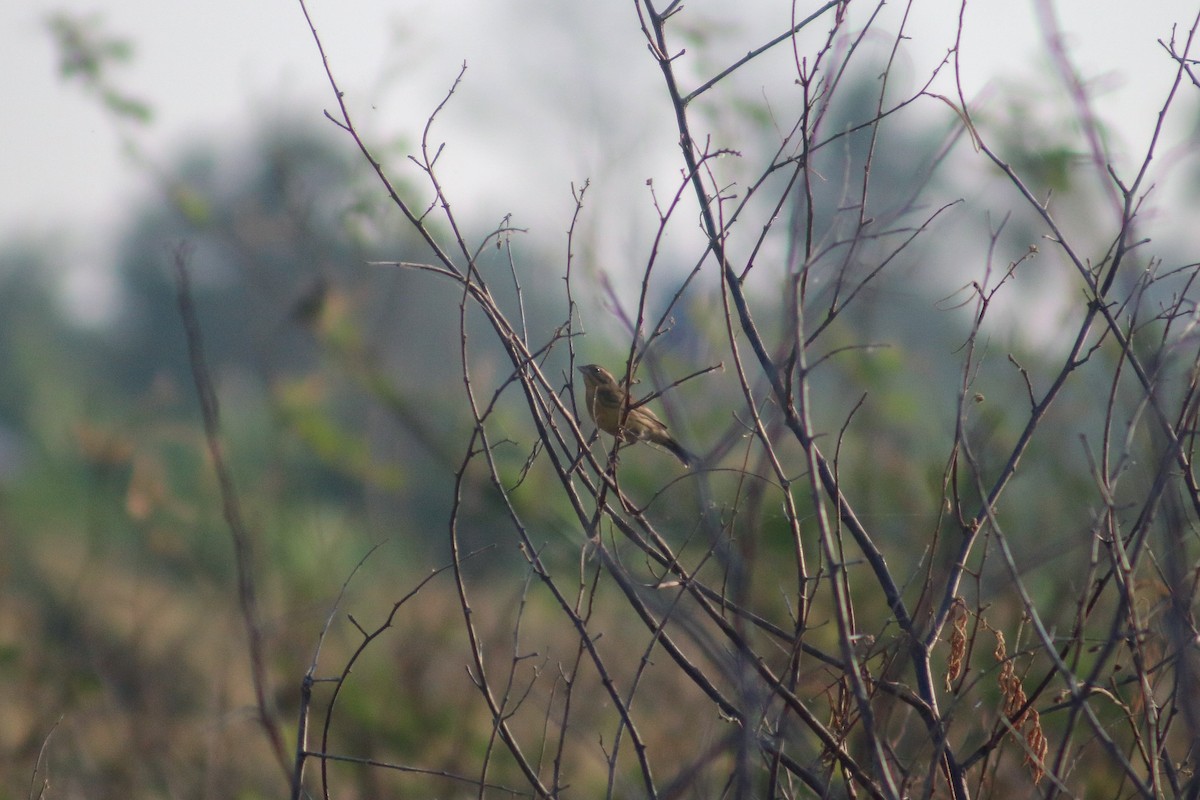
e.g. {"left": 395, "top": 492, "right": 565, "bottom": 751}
{"left": 634, "top": 1, "right": 967, "bottom": 796}
{"left": 172, "top": 247, "right": 289, "bottom": 778}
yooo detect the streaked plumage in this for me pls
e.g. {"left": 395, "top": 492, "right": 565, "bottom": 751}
{"left": 576, "top": 364, "right": 692, "bottom": 467}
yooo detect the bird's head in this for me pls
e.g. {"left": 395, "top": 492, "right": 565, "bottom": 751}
{"left": 577, "top": 364, "right": 618, "bottom": 388}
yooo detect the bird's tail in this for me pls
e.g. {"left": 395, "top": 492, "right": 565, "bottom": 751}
{"left": 664, "top": 438, "right": 695, "bottom": 468}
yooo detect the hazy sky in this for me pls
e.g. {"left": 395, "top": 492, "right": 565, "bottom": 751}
{"left": 2, "top": 0, "right": 1196, "bottom": 278}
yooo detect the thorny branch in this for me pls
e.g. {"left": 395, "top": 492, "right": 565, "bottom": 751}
{"left": 284, "top": 0, "right": 1200, "bottom": 798}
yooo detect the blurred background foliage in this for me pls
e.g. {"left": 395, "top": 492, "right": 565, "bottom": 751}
{"left": 2, "top": 8, "right": 1199, "bottom": 800}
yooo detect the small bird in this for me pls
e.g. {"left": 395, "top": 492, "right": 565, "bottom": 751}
{"left": 576, "top": 364, "right": 693, "bottom": 467}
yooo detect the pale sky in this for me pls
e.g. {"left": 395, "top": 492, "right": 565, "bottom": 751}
{"left": 2, "top": 0, "right": 1196, "bottom": 288}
